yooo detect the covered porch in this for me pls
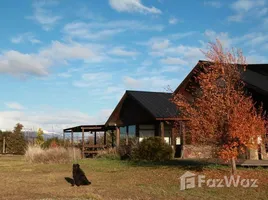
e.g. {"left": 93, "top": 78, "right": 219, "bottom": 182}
{"left": 63, "top": 124, "right": 116, "bottom": 158}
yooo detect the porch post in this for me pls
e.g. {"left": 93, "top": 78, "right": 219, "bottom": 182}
{"left": 160, "top": 121, "right": 165, "bottom": 141}
{"left": 111, "top": 130, "right": 115, "bottom": 148}
{"left": 63, "top": 131, "right": 65, "bottom": 141}
{"left": 104, "top": 131, "right": 107, "bottom": 146}
{"left": 71, "top": 130, "right": 74, "bottom": 147}
{"left": 116, "top": 127, "right": 120, "bottom": 148}
{"left": 94, "top": 131, "right": 97, "bottom": 145}
{"left": 126, "top": 126, "right": 129, "bottom": 145}
{"left": 180, "top": 121, "right": 185, "bottom": 158}
{"left": 171, "top": 127, "right": 176, "bottom": 147}
{"left": 82, "top": 128, "right": 85, "bottom": 158}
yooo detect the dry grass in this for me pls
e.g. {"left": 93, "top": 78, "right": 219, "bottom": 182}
{"left": 25, "top": 145, "right": 81, "bottom": 164}
{"left": 95, "top": 148, "right": 119, "bottom": 159}
{"left": 0, "top": 155, "right": 267, "bottom": 200}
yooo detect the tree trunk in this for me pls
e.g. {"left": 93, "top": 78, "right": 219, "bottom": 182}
{"left": 231, "top": 157, "right": 237, "bottom": 175}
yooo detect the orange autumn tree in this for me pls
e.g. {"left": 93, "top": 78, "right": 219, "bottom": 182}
{"left": 173, "top": 41, "right": 266, "bottom": 174}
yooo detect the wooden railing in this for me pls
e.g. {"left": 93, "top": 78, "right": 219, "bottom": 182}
{"left": 82, "top": 144, "right": 107, "bottom": 156}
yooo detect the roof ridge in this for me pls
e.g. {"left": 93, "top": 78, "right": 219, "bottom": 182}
{"left": 126, "top": 90, "right": 172, "bottom": 94}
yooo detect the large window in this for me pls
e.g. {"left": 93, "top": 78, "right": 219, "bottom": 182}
{"left": 128, "top": 125, "right": 136, "bottom": 137}
{"left": 120, "top": 126, "right": 137, "bottom": 138}
{"left": 120, "top": 126, "right": 127, "bottom": 139}
{"left": 139, "top": 124, "right": 155, "bottom": 138}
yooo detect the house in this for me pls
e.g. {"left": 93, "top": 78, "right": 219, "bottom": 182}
{"left": 105, "top": 90, "right": 186, "bottom": 157}
{"left": 173, "top": 60, "right": 268, "bottom": 160}
{"left": 63, "top": 60, "right": 268, "bottom": 160}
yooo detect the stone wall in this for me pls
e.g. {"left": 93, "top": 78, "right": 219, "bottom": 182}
{"left": 182, "top": 145, "right": 214, "bottom": 159}
{"left": 182, "top": 144, "right": 268, "bottom": 160}
{"left": 261, "top": 144, "right": 268, "bottom": 160}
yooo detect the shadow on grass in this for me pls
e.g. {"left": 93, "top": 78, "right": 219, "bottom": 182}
{"left": 64, "top": 177, "right": 74, "bottom": 185}
{"left": 127, "top": 159, "right": 227, "bottom": 172}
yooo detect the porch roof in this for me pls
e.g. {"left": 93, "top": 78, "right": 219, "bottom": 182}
{"left": 63, "top": 124, "right": 116, "bottom": 133}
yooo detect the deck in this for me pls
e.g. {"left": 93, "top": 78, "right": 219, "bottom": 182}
{"left": 238, "top": 160, "right": 268, "bottom": 167}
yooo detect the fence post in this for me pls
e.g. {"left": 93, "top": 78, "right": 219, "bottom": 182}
{"left": 3, "top": 137, "right": 5, "bottom": 154}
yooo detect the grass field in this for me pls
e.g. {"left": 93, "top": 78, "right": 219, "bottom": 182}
{"left": 0, "top": 155, "right": 268, "bottom": 200}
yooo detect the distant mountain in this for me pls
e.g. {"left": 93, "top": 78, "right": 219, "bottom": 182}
{"left": 22, "top": 130, "right": 62, "bottom": 140}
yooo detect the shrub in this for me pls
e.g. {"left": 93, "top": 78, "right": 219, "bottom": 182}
{"left": 25, "top": 145, "right": 81, "bottom": 164}
{"left": 118, "top": 137, "right": 139, "bottom": 160}
{"left": 132, "top": 137, "right": 173, "bottom": 161}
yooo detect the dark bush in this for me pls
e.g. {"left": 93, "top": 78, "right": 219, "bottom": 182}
{"left": 132, "top": 137, "right": 173, "bottom": 161}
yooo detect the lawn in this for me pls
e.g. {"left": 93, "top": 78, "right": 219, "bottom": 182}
{"left": 0, "top": 155, "right": 267, "bottom": 200}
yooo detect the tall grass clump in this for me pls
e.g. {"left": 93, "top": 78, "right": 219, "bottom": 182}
{"left": 25, "top": 145, "right": 81, "bottom": 164}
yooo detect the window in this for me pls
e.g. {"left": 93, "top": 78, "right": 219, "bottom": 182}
{"left": 139, "top": 124, "right": 155, "bottom": 138}
{"left": 128, "top": 125, "right": 136, "bottom": 137}
{"left": 120, "top": 126, "right": 127, "bottom": 139}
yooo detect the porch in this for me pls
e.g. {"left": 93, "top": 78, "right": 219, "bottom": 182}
{"left": 63, "top": 124, "right": 116, "bottom": 158}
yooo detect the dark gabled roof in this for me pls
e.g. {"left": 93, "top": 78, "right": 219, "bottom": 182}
{"left": 105, "top": 90, "right": 180, "bottom": 126}
{"left": 126, "top": 90, "right": 179, "bottom": 118}
{"left": 174, "top": 60, "right": 268, "bottom": 95}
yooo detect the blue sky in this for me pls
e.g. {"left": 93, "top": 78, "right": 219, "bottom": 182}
{"left": 0, "top": 0, "right": 268, "bottom": 132}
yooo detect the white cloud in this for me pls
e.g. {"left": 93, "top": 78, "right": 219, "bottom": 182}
{"left": 228, "top": 0, "right": 266, "bottom": 22}
{"left": 123, "top": 75, "right": 179, "bottom": 91}
{"left": 27, "top": 0, "right": 61, "bottom": 31}
{"left": 109, "top": 47, "right": 139, "bottom": 57}
{"left": 141, "top": 60, "right": 153, "bottom": 67}
{"left": 204, "top": 29, "right": 233, "bottom": 48}
{"left": 231, "top": 0, "right": 265, "bottom": 12}
{"left": 149, "top": 42, "right": 204, "bottom": 66}
{"left": 0, "top": 50, "right": 50, "bottom": 77}
{"left": 73, "top": 72, "right": 112, "bottom": 88}
{"left": 5, "top": 102, "right": 25, "bottom": 110}
{"left": 151, "top": 39, "right": 170, "bottom": 50}
{"left": 109, "top": 0, "right": 162, "bottom": 14}
{"left": 204, "top": 29, "right": 268, "bottom": 51}
{"left": 39, "top": 41, "right": 97, "bottom": 61}
{"left": 228, "top": 14, "right": 244, "bottom": 22}
{"left": 0, "top": 108, "right": 112, "bottom": 133}
{"left": 160, "top": 57, "right": 188, "bottom": 65}
{"left": 63, "top": 22, "right": 124, "bottom": 40}
{"left": 123, "top": 76, "right": 142, "bottom": 88}
{"left": 236, "top": 32, "right": 268, "bottom": 46}
{"left": 58, "top": 72, "right": 72, "bottom": 78}
{"left": 63, "top": 20, "right": 164, "bottom": 40}
{"left": 169, "top": 17, "right": 179, "bottom": 25}
{"left": 159, "top": 65, "right": 185, "bottom": 73}
{"left": 247, "top": 54, "right": 268, "bottom": 63}
{"left": 0, "top": 41, "right": 103, "bottom": 77}
{"left": 204, "top": 1, "right": 222, "bottom": 8}
{"left": 140, "top": 32, "right": 195, "bottom": 50}
{"left": 11, "top": 32, "right": 41, "bottom": 44}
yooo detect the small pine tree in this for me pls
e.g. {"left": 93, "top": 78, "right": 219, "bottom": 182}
{"left": 36, "top": 128, "right": 45, "bottom": 146}
{"left": 6, "top": 123, "right": 27, "bottom": 154}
